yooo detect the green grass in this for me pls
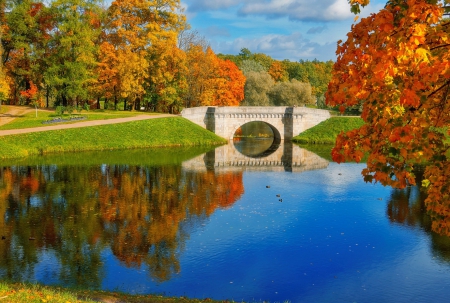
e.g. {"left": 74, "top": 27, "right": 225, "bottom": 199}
{"left": 0, "top": 282, "right": 233, "bottom": 303}
{"left": 0, "top": 117, "right": 227, "bottom": 160}
{"left": 0, "top": 108, "right": 154, "bottom": 130}
{"left": 1, "top": 146, "right": 216, "bottom": 167}
{"left": 293, "top": 117, "right": 364, "bottom": 144}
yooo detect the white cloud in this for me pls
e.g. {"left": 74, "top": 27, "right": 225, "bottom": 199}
{"left": 186, "top": 0, "right": 243, "bottom": 12}
{"left": 185, "top": 0, "right": 354, "bottom": 22}
{"left": 239, "top": 0, "right": 353, "bottom": 21}
{"left": 211, "top": 32, "right": 338, "bottom": 61}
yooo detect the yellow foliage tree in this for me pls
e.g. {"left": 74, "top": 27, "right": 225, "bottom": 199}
{"left": 104, "top": 0, "right": 186, "bottom": 110}
{"left": 0, "top": 25, "right": 9, "bottom": 104}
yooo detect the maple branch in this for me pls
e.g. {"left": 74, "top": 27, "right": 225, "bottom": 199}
{"left": 428, "top": 79, "right": 450, "bottom": 99}
{"left": 429, "top": 43, "right": 450, "bottom": 51}
{"left": 433, "top": 81, "right": 450, "bottom": 127}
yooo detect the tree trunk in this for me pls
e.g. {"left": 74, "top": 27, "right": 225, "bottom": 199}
{"left": 62, "top": 94, "right": 68, "bottom": 107}
{"left": 46, "top": 87, "right": 49, "bottom": 108}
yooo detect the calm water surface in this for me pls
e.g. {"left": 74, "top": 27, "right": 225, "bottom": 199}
{"left": 1, "top": 142, "right": 450, "bottom": 302}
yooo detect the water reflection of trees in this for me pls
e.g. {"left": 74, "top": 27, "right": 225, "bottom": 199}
{"left": 386, "top": 168, "right": 450, "bottom": 262}
{"left": 0, "top": 164, "right": 243, "bottom": 285}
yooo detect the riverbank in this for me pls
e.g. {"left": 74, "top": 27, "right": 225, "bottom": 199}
{"left": 0, "top": 116, "right": 227, "bottom": 160}
{"left": 292, "top": 116, "right": 364, "bottom": 144}
{"left": 0, "top": 282, "right": 231, "bottom": 303}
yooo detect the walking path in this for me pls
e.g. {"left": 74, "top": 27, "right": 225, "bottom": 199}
{"left": 0, "top": 106, "right": 175, "bottom": 137}
{"left": 0, "top": 106, "right": 35, "bottom": 127}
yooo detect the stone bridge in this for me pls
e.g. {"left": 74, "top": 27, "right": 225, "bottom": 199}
{"left": 181, "top": 106, "right": 331, "bottom": 141}
{"left": 182, "top": 142, "right": 329, "bottom": 173}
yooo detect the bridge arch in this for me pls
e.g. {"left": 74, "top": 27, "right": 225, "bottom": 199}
{"left": 231, "top": 120, "right": 282, "bottom": 144}
{"left": 181, "top": 106, "right": 331, "bottom": 140}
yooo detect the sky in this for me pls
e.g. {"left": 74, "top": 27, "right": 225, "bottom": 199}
{"left": 181, "top": 0, "right": 386, "bottom": 62}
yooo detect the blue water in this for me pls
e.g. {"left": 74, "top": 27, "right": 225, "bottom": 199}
{"left": 1, "top": 150, "right": 450, "bottom": 302}
{"left": 97, "top": 163, "right": 449, "bottom": 303}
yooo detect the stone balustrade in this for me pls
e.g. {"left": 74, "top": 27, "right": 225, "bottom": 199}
{"left": 181, "top": 106, "right": 330, "bottom": 140}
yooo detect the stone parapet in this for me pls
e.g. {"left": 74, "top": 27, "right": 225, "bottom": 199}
{"left": 181, "top": 106, "right": 330, "bottom": 140}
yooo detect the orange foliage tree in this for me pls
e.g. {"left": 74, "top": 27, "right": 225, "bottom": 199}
{"left": 268, "top": 61, "right": 288, "bottom": 82}
{"left": 184, "top": 46, "right": 245, "bottom": 107}
{"left": 326, "top": 0, "right": 450, "bottom": 234}
{"left": 210, "top": 57, "right": 246, "bottom": 106}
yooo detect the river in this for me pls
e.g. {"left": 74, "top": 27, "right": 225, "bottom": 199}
{"left": 0, "top": 141, "right": 449, "bottom": 302}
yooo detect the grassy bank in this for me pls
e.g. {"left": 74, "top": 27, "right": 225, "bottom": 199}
{"left": 293, "top": 117, "right": 364, "bottom": 144}
{"left": 0, "top": 282, "right": 230, "bottom": 303}
{"left": 0, "top": 117, "right": 227, "bottom": 160}
{"left": 0, "top": 108, "right": 153, "bottom": 130}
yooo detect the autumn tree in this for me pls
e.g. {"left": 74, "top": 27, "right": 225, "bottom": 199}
{"left": 103, "top": 0, "right": 186, "bottom": 111}
{"left": 0, "top": 30, "right": 9, "bottom": 104}
{"left": 147, "top": 40, "right": 187, "bottom": 113}
{"left": 326, "top": 0, "right": 450, "bottom": 235}
{"left": 210, "top": 57, "right": 246, "bottom": 106}
{"left": 2, "top": 0, "right": 52, "bottom": 105}
{"left": 268, "top": 61, "right": 288, "bottom": 82}
{"left": 178, "top": 29, "right": 209, "bottom": 52}
{"left": 184, "top": 46, "right": 245, "bottom": 107}
{"left": 95, "top": 41, "right": 120, "bottom": 109}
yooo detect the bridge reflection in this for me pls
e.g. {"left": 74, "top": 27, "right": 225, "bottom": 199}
{"left": 182, "top": 141, "right": 329, "bottom": 173}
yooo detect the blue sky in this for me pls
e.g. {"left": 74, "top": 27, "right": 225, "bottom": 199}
{"left": 181, "top": 0, "right": 386, "bottom": 62}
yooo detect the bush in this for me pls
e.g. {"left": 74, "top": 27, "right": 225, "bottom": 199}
{"left": 55, "top": 106, "right": 65, "bottom": 116}
{"left": 66, "top": 105, "right": 75, "bottom": 116}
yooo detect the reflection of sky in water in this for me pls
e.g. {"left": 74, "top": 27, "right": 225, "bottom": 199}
{"left": 93, "top": 163, "right": 450, "bottom": 302}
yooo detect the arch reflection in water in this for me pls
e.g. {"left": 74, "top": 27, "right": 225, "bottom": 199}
{"left": 182, "top": 142, "right": 329, "bottom": 173}
{"left": 233, "top": 121, "right": 281, "bottom": 158}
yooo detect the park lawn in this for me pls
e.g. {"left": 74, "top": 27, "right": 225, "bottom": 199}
{"left": 0, "top": 117, "right": 227, "bottom": 160}
{"left": 0, "top": 107, "right": 155, "bottom": 130}
{"left": 0, "top": 282, "right": 229, "bottom": 303}
{"left": 293, "top": 116, "right": 364, "bottom": 144}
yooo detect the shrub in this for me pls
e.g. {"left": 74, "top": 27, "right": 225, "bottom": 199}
{"left": 55, "top": 106, "right": 65, "bottom": 117}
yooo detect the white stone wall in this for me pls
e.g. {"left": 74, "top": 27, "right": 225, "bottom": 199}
{"left": 181, "top": 106, "right": 331, "bottom": 140}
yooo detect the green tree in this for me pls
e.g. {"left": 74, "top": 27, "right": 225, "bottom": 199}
{"left": 284, "top": 59, "right": 333, "bottom": 97}
{"left": 44, "top": 0, "right": 101, "bottom": 106}
{"left": 241, "top": 71, "right": 273, "bottom": 106}
{"left": 268, "top": 79, "right": 315, "bottom": 106}
{"left": 239, "top": 59, "right": 266, "bottom": 75}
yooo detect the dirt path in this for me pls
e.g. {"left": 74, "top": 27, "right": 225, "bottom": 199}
{"left": 0, "top": 106, "right": 35, "bottom": 127}
{"left": 0, "top": 106, "right": 175, "bottom": 137}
